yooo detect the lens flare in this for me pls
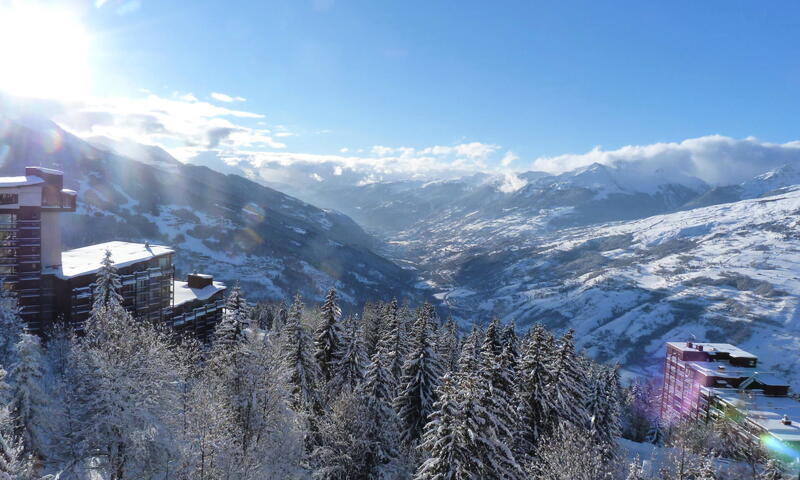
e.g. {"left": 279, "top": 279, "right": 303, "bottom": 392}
{"left": 41, "top": 128, "right": 63, "bottom": 153}
{"left": 761, "top": 434, "right": 800, "bottom": 463}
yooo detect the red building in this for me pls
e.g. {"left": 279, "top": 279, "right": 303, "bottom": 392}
{"left": 661, "top": 341, "right": 799, "bottom": 465}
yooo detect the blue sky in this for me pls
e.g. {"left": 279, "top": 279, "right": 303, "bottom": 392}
{"left": 83, "top": 0, "right": 800, "bottom": 158}
{"left": 2, "top": 0, "right": 800, "bottom": 183}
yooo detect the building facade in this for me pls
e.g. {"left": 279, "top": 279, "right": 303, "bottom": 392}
{"left": 0, "top": 167, "right": 76, "bottom": 331}
{"left": 0, "top": 167, "right": 226, "bottom": 339}
{"left": 661, "top": 341, "right": 800, "bottom": 465}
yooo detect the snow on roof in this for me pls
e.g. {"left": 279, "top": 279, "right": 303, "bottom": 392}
{"left": 173, "top": 280, "right": 226, "bottom": 307}
{"left": 0, "top": 176, "right": 44, "bottom": 187}
{"left": 714, "top": 389, "right": 800, "bottom": 445}
{"left": 53, "top": 241, "right": 174, "bottom": 279}
{"left": 28, "top": 166, "right": 63, "bottom": 175}
{"left": 689, "top": 361, "right": 757, "bottom": 380}
{"left": 61, "top": 189, "right": 77, "bottom": 195}
{"left": 667, "top": 342, "right": 758, "bottom": 359}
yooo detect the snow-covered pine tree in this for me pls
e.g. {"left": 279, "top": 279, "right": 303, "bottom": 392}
{"left": 585, "top": 364, "right": 621, "bottom": 458}
{"left": 482, "top": 318, "right": 503, "bottom": 358}
{"left": 394, "top": 303, "right": 443, "bottom": 445}
{"left": 478, "top": 328, "right": 518, "bottom": 447}
{"left": 516, "top": 323, "right": 555, "bottom": 455}
{"left": 314, "top": 287, "right": 343, "bottom": 384}
{"left": 456, "top": 326, "right": 482, "bottom": 376}
{"left": 328, "top": 315, "right": 367, "bottom": 396}
{"left": 356, "top": 350, "right": 403, "bottom": 477}
{"left": 501, "top": 320, "right": 520, "bottom": 370}
{"left": 67, "top": 303, "right": 185, "bottom": 479}
{"left": 759, "top": 459, "right": 785, "bottom": 480}
{"left": 694, "top": 456, "right": 718, "bottom": 480}
{"left": 8, "top": 334, "right": 52, "bottom": 461}
{"left": 206, "top": 329, "right": 306, "bottom": 478}
{"left": 375, "top": 298, "right": 407, "bottom": 391}
{"left": 281, "top": 294, "right": 320, "bottom": 412}
{"left": 547, "top": 329, "right": 589, "bottom": 430}
{"left": 0, "top": 367, "right": 28, "bottom": 480}
{"left": 414, "top": 373, "right": 479, "bottom": 480}
{"left": 436, "top": 316, "right": 460, "bottom": 374}
{"left": 91, "top": 249, "right": 124, "bottom": 315}
{"left": 625, "top": 457, "right": 649, "bottom": 480}
{"left": 0, "top": 288, "right": 22, "bottom": 368}
{"left": 274, "top": 301, "right": 289, "bottom": 332}
{"left": 360, "top": 301, "right": 383, "bottom": 358}
{"left": 213, "top": 282, "right": 249, "bottom": 348}
{"left": 530, "top": 424, "right": 616, "bottom": 480}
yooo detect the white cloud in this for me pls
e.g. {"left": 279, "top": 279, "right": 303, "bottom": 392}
{"left": 500, "top": 151, "right": 519, "bottom": 167}
{"left": 211, "top": 92, "right": 246, "bottom": 103}
{"left": 532, "top": 135, "right": 800, "bottom": 186}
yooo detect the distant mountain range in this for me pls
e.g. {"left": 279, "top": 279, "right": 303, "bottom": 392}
{"left": 0, "top": 116, "right": 426, "bottom": 308}
{"left": 4, "top": 112, "right": 800, "bottom": 385}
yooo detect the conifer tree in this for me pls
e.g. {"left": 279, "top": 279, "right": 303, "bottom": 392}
{"left": 501, "top": 320, "right": 520, "bottom": 371}
{"left": 92, "top": 249, "right": 124, "bottom": 315}
{"left": 516, "top": 324, "right": 554, "bottom": 454}
{"left": 8, "top": 334, "right": 52, "bottom": 461}
{"left": 328, "top": 316, "right": 367, "bottom": 395}
{"left": 456, "top": 326, "right": 481, "bottom": 375}
{"left": 357, "top": 351, "right": 403, "bottom": 477}
{"left": 759, "top": 459, "right": 785, "bottom": 480}
{"left": 585, "top": 365, "right": 621, "bottom": 457}
{"left": 547, "top": 329, "right": 589, "bottom": 430}
{"left": 375, "top": 299, "right": 407, "bottom": 390}
{"left": 281, "top": 294, "right": 320, "bottom": 412}
{"left": 436, "top": 317, "right": 460, "bottom": 374}
{"left": 0, "top": 288, "right": 22, "bottom": 368}
{"left": 478, "top": 329, "right": 518, "bottom": 446}
{"left": 314, "top": 287, "right": 343, "bottom": 384}
{"left": 483, "top": 318, "right": 503, "bottom": 358}
{"left": 625, "top": 457, "right": 648, "bottom": 480}
{"left": 394, "top": 303, "right": 443, "bottom": 445}
{"left": 214, "top": 283, "right": 249, "bottom": 348}
{"left": 0, "top": 367, "right": 27, "bottom": 480}
{"left": 414, "top": 373, "right": 479, "bottom": 480}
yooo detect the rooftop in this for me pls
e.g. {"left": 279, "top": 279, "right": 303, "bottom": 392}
{"left": 173, "top": 279, "right": 226, "bottom": 307}
{"left": 45, "top": 241, "right": 174, "bottom": 279}
{"left": 714, "top": 388, "right": 800, "bottom": 445}
{"left": 667, "top": 342, "right": 758, "bottom": 359}
{"left": 0, "top": 175, "right": 44, "bottom": 188}
{"left": 690, "top": 361, "right": 757, "bottom": 380}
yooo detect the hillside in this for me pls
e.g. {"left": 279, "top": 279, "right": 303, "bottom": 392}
{"left": 436, "top": 188, "right": 800, "bottom": 385}
{"left": 0, "top": 116, "right": 425, "bottom": 307}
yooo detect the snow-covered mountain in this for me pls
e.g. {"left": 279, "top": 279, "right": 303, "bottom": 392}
{"left": 436, "top": 188, "right": 800, "bottom": 385}
{"left": 0, "top": 117, "right": 425, "bottom": 307}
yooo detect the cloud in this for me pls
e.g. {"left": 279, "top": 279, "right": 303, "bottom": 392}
{"left": 500, "top": 151, "right": 519, "bottom": 167}
{"left": 211, "top": 92, "right": 246, "bottom": 103}
{"left": 532, "top": 136, "right": 800, "bottom": 186}
{"left": 22, "top": 91, "right": 289, "bottom": 164}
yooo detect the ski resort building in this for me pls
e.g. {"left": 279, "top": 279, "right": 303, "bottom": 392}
{"left": 661, "top": 341, "right": 800, "bottom": 463}
{"left": 0, "top": 168, "right": 226, "bottom": 338}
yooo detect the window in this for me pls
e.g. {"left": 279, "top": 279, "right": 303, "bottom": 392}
{"left": 0, "top": 194, "right": 17, "bottom": 205}
{"left": 0, "top": 213, "right": 16, "bottom": 225}
{"left": 159, "top": 255, "right": 170, "bottom": 268}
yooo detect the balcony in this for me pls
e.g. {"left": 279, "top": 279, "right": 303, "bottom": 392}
{"left": 41, "top": 189, "right": 77, "bottom": 212}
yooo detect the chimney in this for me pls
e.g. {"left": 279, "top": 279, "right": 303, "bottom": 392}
{"left": 781, "top": 414, "right": 792, "bottom": 426}
{"left": 697, "top": 345, "right": 704, "bottom": 352}
{"left": 687, "top": 341, "right": 694, "bottom": 348}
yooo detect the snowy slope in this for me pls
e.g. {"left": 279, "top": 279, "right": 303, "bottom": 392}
{"left": 436, "top": 189, "right": 800, "bottom": 386}
{"left": 0, "top": 117, "right": 425, "bottom": 307}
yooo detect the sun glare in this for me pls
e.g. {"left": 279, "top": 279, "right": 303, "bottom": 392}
{"left": 0, "top": 4, "right": 91, "bottom": 99}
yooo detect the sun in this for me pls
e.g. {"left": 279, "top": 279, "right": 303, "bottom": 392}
{"left": 0, "top": 4, "right": 91, "bottom": 99}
